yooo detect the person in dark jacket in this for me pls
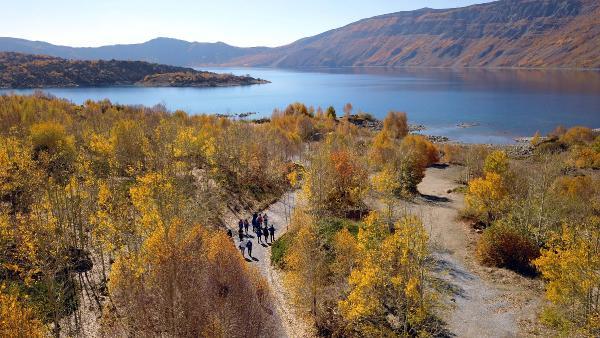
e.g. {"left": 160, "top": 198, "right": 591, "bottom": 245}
{"left": 246, "top": 239, "right": 253, "bottom": 258}
{"left": 243, "top": 219, "right": 249, "bottom": 234}
{"left": 238, "top": 228, "right": 244, "bottom": 241}
{"left": 256, "top": 226, "right": 263, "bottom": 244}
{"left": 269, "top": 224, "right": 275, "bottom": 243}
{"left": 263, "top": 225, "right": 270, "bottom": 244}
{"left": 238, "top": 219, "right": 244, "bottom": 232}
{"left": 251, "top": 215, "right": 258, "bottom": 233}
{"left": 226, "top": 228, "right": 233, "bottom": 238}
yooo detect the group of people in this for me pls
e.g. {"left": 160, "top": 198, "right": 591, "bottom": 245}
{"left": 227, "top": 212, "right": 276, "bottom": 259}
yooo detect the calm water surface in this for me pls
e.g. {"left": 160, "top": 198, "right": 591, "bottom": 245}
{"left": 2, "top": 67, "right": 599, "bottom": 143}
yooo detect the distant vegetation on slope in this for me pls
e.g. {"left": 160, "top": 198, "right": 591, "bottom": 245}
{"left": 230, "top": 0, "right": 600, "bottom": 69}
{"left": 0, "top": 52, "right": 268, "bottom": 88}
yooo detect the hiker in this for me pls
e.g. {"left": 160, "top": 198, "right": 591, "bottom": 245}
{"left": 251, "top": 215, "right": 258, "bottom": 233}
{"left": 269, "top": 224, "right": 275, "bottom": 242}
{"left": 246, "top": 239, "right": 253, "bottom": 258}
{"left": 252, "top": 212, "right": 258, "bottom": 227}
{"left": 226, "top": 228, "right": 233, "bottom": 238}
{"left": 238, "top": 228, "right": 244, "bottom": 241}
{"left": 258, "top": 214, "right": 263, "bottom": 228}
{"left": 263, "top": 225, "right": 269, "bottom": 244}
{"left": 238, "top": 240, "right": 246, "bottom": 257}
{"left": 238, "top": 219, "right": 244, "bottom": 232}
{"left": 263, "top": 214, "right": 269, "bottom": 227}
{"left": 244, "top": 219, "right": 250, "bottom": 234}
{"left": 256, "top": 226, "right": 262, "bottom": 244}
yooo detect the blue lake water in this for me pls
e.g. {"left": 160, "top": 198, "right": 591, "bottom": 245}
{"left": 2, "top": 67, "right": 599, "bottom": 144}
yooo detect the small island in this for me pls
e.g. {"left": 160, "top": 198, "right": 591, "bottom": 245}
{"left": 0, "top": 52, "right": 269, "bottom": 88}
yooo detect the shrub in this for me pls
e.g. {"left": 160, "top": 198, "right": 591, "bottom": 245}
{"left": 441, "top": 144, "right": 462, "bottom": 164}
{"left": 483, "top": 150, "right": 509, "bottom": 176}
{"left": 29, "top": 122, "right": 76, "bottom": 181}
{"left": 560, "top": 126, "right": 594, "bottom": 146}
{"left": 401, "top": 134, "right": 439, "bottom": 167}
{"left": 382, "top": 111, "right": 408, "bottom": 139}
{"left": 271, "top": 232, "right": 292, "bottom": 269}
{"left": 476, "top": 223, "right": 540, "bottom": 275}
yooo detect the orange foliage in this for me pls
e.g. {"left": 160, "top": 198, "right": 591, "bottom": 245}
{"left": 400, "top": 134, "right": 439, "bottom": 167}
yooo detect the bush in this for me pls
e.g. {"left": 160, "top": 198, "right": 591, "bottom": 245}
{"left": 317, "top": 217, "right": 360, "bottom": 244}
{"left": 476, "top": 223, "right": 540, "bottom": 275}
{"left": 382, "top": 111, "right": 408, "bottom": 139}
{"left": 271, "top": 232, "right": 292, "bottom": 269}
{"left": 29, "top": 122, "right": 76, "bottom": 181}
{"left": 560, "top": 126, "right": 594, "bottom": 146}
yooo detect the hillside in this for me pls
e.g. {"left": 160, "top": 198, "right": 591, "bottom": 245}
{"left": 0, "top": 52, "right": 267, "bottom": 88}
{"left": 2, "top": 0, "right": 596, "bottom": 69}
{"left": 229, "top": 0, "right": 600, "bottom": 68}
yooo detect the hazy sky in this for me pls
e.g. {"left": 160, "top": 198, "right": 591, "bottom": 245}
{"left": 3, "top": 0, "right": 492, "bottom": 47}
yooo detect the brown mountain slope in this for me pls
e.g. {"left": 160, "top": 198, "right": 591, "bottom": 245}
{"left": 227, "top": 0, "right": 600, "bottom": 68}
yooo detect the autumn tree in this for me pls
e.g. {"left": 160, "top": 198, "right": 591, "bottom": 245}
{"left": 383, "top": 111, "right": 409, "bottom": 140}
{"left": 0, "top": 285, "right": 47, "bottom": 337}
{"left": 464, "top": 151, "right": 510, "bottom": 225}
{"left": 302, "top": 140, "right": 368, "bottom": 217}
{"left": 339, "top": 212, "right": 437, "bottom": 336}
{"left": 30, "top": 122, "right": 77, "bottom": 183}
{"left": 534, "top": 218, "right": 600, "bottom": 336}
{"left": 283, "top": 209, "right": 329, "bottom": 322}
{"left": 326, "top": 106, "right": 337, "bottom": 120}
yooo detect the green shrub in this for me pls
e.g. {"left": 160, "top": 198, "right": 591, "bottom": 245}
{"left": 317, "top": 217, "right": 359, "bottom": 244}
{"left": 271, "top": 232, "right": 292, "bottom": 269}
{"left": 476, "top": 223, "right": 540, "bottom": 275}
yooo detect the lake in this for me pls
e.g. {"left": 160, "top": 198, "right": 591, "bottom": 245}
{"left": 2, "top": 67, "right": 599, "bottom": 144}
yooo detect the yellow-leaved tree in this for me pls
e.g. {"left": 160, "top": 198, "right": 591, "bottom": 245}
{"left": 0, "top": 285, "right": 47, "bottom": 338}
{"left": 339, "top": 212, "right": 437, "bottom": 336}
{"left": 464, "top": 150, "right": 510, "bottom": 224}
{"left": 283, "top": 209, "right": 329, "bottom": 321}
{"left": 533, "top": 218, "right": 600, "bottom": 336}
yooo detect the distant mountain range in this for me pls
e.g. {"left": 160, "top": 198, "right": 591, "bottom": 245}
{"left": 1, "top": 0, "right": 598, "bottom": 69}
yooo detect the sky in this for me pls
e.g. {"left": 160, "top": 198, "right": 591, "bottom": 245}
{"left": 2, "top": 0, "right": 492, "bottom": 47}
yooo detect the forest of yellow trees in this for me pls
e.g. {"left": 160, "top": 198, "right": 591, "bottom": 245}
{"left": 1, "top": 93, "right": 599, "bottom": 337}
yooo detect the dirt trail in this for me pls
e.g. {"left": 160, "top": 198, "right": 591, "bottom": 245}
{"left": 411, "top": 165, "right": 543, "bottom": 337}
{"left": 231, "top": 191, "right": 315, "bottom": 338}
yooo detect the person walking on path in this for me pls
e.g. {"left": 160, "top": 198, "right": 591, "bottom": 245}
{"left": 238, "top": 228, "right": 244, "bottom": 241}
{"left": 246, "top": 239, "right": 253, "bottom": 258}
{"left": 257, "top": 214, "right": 263, "bottom": 229}
{"left": 263, "top": 225, "right": 270, "bottom": 244}
{"left": 256, "top": 226, "right": 263, "bottom": 244}
{"left": 243, "top": 219, "right": 249, "bottom": 234}
{"left": 238, "top": 239, "right": 246, "bottom": 257}
{"left": 263, "top": 214, "right": 269, "bottom": 227}
{"left": 269, "top": 224, "right": 275, "bottom": 243}
{"left": 238, "top": 219, "right": 244, "bottom": 232}
{"left": 252, "top": 215, "right": 258, "bottom": 233}
{"left": 226, "top": 228, "right": 233, "bottom": 239}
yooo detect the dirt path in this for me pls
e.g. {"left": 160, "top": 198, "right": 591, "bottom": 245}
{"left": 411, "top": 165, "right": 543, "bottom": 337}
{"left": 231, "top": 191, "right": 315, "bottom": 338}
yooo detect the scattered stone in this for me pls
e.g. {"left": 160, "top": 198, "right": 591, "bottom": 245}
{"left": 409, "top": 124, "right": 427, "bottom": 132}
{"left": 457, "top": 122, "right": 480, "bottom": 128}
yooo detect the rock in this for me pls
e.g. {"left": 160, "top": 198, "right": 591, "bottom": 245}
{"left": 457, "top": 122, "right": 480, "bottom": 128}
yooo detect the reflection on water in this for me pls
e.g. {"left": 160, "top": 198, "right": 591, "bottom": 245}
{"left": 1, "top": 67, "right": 599, "bottom": 144}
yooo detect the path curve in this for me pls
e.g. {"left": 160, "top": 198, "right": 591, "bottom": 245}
{"left": 413, "top": 165, "right": 542, "bottom": 337}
